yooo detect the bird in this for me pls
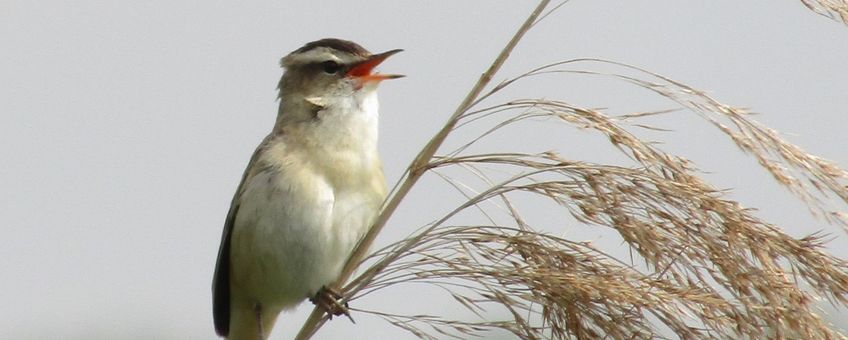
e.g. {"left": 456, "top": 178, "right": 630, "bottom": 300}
{"left": 212, "top": 38, "right": 402, "bottom": 340}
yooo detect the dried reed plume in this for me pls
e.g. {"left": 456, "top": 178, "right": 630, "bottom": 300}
{"left": 294, "top": 1, "right": 848, "bottom": 339}
{"left": 801, "top": 0, "right": 848, "bottom": 24}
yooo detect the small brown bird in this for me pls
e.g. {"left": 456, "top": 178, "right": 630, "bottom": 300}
{"left": 212, "top": 38, "right": 402, "bottom": 340}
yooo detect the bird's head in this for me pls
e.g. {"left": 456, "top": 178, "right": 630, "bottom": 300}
{"left": 278, "top": 38, "right": 403, "bottom": 102}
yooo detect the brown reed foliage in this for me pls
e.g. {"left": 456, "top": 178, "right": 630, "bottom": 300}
{"left": 801, "top": 0, "right": 848, "bottom": 24}
{"left": 294, "top": 1, "right": 848, "bottom": 339}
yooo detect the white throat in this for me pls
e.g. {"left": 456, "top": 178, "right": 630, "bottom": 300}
{"left": 309, "top": 89, "right": 379, "bottom": 151}
{"left": 272, "top": 88, "right": 382, "bottom": 190}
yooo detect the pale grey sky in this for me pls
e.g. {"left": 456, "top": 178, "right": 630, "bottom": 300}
{"left": 2, "top": 1, "right": 847, "bottom": 339}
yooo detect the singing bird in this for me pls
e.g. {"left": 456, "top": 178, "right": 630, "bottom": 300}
{"left": 212, "top": 38, "right": 402, "bottom": 340}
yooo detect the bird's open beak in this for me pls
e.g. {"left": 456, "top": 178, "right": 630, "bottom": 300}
{"left": 346, "top": 49, "right": 404, "bottom": 83}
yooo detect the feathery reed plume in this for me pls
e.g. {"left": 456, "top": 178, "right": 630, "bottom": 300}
{"left": 500, "top": 59, "right": 848, "bottom": 230}
{"left": 801, "top": 0, "right": 848, "bottom": 24}
{"left": 295, "top": 1, "right": 848, "bottom": 338}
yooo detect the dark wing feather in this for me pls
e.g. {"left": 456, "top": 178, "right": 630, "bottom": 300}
{"left": 212, "top": 135, "right": 272, "bottom": 336}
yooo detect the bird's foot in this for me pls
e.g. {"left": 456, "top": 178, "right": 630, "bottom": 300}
{"left": 309, "top": 286, "right": 355, "bottom": 323}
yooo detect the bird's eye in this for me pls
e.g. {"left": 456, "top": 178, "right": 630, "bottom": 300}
{"left": 321, "top": 61, "right": 341, "bottom": 74}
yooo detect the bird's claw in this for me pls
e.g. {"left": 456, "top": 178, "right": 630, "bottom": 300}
{"left": 309, "top": 286, "right": 355, "bottom": 323}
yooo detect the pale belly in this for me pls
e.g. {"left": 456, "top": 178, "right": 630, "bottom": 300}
{"left": 229, "top": 169, "right": 380, "bottom": 310}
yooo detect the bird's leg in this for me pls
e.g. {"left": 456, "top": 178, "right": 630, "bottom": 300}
{"left": 254, "top": 303, "right": 265, "bottom": 340}
{"left": 309, "top": 286, "right": 355, "bottom": 323}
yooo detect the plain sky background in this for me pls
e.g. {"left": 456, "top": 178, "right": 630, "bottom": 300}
{"left": 2, "top": 1, "right": 847, "bottom": 339}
